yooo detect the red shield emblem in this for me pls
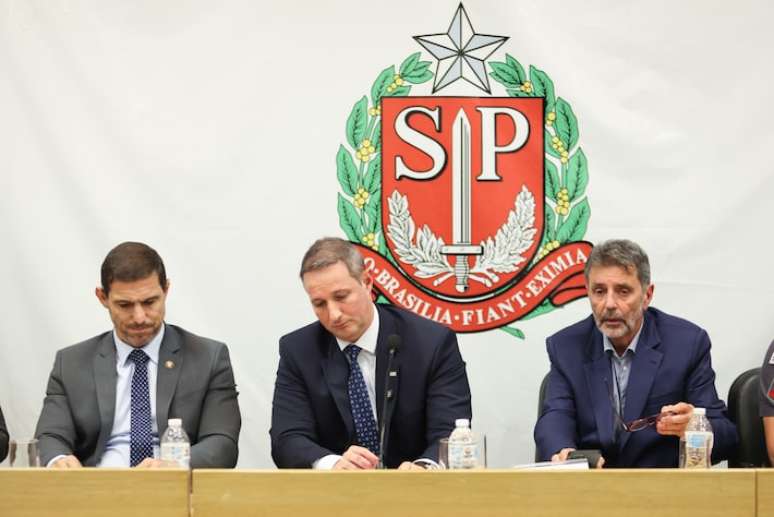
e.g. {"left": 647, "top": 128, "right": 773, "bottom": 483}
{"left": 380, "top": 97, "right": 544, "bottom": 299}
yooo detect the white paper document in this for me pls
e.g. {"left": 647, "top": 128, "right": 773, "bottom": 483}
{"left": 511, "top": 458, "right": 590, "bottom": 470}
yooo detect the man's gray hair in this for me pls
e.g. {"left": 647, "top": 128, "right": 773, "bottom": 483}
{"left": 299, "top": 237, "right": 365, "bottom": 280}
{"left": 584, "top": 239, "right": 651, "bottom": 288}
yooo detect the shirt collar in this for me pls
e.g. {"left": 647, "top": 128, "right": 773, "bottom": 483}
{"left": 336, "top": 305, "right": 380, "bottom": 355}
{"left": 602, "top": 317, "right": 644, "bottom": 358}
{"left": 114, "top": 323, "right": 165, "bottom": 366}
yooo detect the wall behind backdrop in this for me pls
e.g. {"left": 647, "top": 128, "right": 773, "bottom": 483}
{"left": 1, "top": 0, "right": 773, "bottom": 467}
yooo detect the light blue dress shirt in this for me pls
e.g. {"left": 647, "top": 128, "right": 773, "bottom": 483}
{"left": 97, "top": 325, "right": 165, "bottom": 467}
{"left": 603, "top": 323, "right": 644, "bottom": 414}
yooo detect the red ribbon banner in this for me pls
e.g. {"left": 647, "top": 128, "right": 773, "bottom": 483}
{"left": 356, "top": 242, "right": 593, "bottom": 333}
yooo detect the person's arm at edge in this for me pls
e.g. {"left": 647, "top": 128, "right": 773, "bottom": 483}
{"left": 764, "top": 417, "right": 774, "bottom": 466}
{"left": 0, "top": 405, "right": 8, "bottom": 462}
{"left": 760, "top": 340, "right": 774, "bottom": 467}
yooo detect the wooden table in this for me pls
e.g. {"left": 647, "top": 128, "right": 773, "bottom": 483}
{"left": 0, "top": 469, "right": 189, "bottom": 517}
{"left": 758, "top": 469, "right": 774, "bottom": 517}
{"left": 0, "top": 468, "right": 765, "bottom": 516}
{"left": 192, "top": 469, "right": 757, "bottom": 517}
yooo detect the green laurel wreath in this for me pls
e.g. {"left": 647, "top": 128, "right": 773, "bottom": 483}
{"left": 488, "top": 54, "right": 591, "bottom": 337}
{"left": 335, "top": 52, "right": 590, "bottom": 338}
{"left": 335, "top": 52, "right": 434, "bottom": 258}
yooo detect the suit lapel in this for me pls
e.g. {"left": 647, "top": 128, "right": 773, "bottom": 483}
{"left": 321, "top": 334, "right": 354, "bottom": 438}
{"left": 156, "top": 325, "right": 183, "bottom": 434}
{"left": 583, "top": 330, "right": 616, "bottom": 451}
{"left": 93, "top": 333, "right": 117, "bottom": 459}
{"left": 619, "top": 314, "right": 663, "bottom": 452}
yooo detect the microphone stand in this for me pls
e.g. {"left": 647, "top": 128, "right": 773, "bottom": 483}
{"left": 377, "top": 342, "right": 399, "bottom": 469}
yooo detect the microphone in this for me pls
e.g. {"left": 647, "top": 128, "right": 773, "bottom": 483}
{"left": 377, "top": 334, "right": 401, "bottom": 469}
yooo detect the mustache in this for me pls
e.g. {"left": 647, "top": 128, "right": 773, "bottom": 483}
{"left": 600, "top": 312, "right": 625, "bottom": 323}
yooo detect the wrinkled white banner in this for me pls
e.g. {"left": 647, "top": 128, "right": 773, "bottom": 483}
{"left": 1, "top": 0, "right": 772, "bottom": 467}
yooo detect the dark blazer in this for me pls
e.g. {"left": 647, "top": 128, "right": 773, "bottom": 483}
{"left": 0, "top": 404, "right": 8, "bottom": 462}
{"left": 534, "top": 307, "right": 737, "bottom": 467}
{"left": 35, "top": 324, "right": 241, "bottom": 467}
{"left": 271, "top": 304, "right": 472, "bottom": 468}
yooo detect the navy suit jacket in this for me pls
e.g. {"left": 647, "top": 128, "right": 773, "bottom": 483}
{"left": 270, "top": 304, "right": 472, "bottom": 468}
{"left": 534, "top": 307, "right": 737, "bottom": 467}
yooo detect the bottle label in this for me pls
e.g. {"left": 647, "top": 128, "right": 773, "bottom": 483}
{"left": 160, "top": 443, "right": 191, "bottom": 468}
{"left": 683, "top": 431, "right": 712, "bottom": 469}
{"left": 447, "top": 442, "right": 479, "bottom": 469}
{"left": 685, "top": 431, "right": 710, "bottom": 449}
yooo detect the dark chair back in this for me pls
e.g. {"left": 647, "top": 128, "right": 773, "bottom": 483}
{"left": 727, "top": 367, "right": 769, "bottom": 467}
{"left": 535, "top": 372, "right": 550, "bottom": 461}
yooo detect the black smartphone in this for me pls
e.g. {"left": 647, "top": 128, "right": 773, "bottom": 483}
{"left": 567, "top": 449, "right": 603, "bottom": 468}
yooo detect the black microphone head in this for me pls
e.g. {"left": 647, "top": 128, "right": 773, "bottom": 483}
{"left": 387, "top": 334, "right": 401, "bottom": 354}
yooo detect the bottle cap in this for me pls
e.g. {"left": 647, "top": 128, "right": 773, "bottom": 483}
{"left": 168, "top": 418, "right": 182, "bottom": 427}
{"left": 692, "top": 407, "right": 706, "bottom": 415}
{"left": 454, "top": 418, "right": 470, "bottom": 428}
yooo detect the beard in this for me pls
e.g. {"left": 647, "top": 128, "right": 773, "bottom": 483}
{"left": 593, "top": 311, "right": 638, "bottom": 341}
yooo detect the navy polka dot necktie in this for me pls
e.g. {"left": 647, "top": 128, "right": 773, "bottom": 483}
{"left": 128, "top": 349, "right": 154, "bottom": 467}
{"left": 344, "top": 345, "right": 380, "bottom": 455}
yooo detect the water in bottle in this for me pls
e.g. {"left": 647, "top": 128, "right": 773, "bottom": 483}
{"left": 160, "top": 418, "right": 191, "bottom": 468}
{"left": 447, "top": 418, "right": 477, "bottom": 469}
{"left": 679, "top": 407, "right": 713, "bottom": 469}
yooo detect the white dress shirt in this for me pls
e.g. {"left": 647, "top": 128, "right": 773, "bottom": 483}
{"left": 313, "top": 307, "right": 380, "bottom": 469}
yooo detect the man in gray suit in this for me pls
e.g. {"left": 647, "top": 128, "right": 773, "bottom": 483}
{"left": 35, "top": 242, "right": 241, "bottom": 468}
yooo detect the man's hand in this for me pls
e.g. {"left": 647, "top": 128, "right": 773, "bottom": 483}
{"left": 332, "top": 445, "right": 378, "bottom": 470}
{"left": 550, "top": 448, "right": 576, "bottom": 462}
{"left": 51, "top": 455, "right": 82, "bottom": 468}
{"left": 656, "top": 402, "right": 694, "bottom": 438}
{"left": 135, "top": 458, "right": 179, "bottom": 469}
{"left": 397, "top": 461, "right": 425, "bottom": 471}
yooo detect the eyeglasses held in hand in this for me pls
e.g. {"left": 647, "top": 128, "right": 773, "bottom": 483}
{"left": 620, "top": 411, "right": 676, "bottom": 432}
{"left": 605, "top": 377, "right": 676, "bottom": 433}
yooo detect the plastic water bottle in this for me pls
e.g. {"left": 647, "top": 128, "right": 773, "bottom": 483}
{"left": 160, "top": 418, "right": 191, "bottom": 468}
{"left": 447, "top": 418, "right": 477, "bottom": 469}
{"left": 679, "top": 408, "right": 713, "bottom": 469}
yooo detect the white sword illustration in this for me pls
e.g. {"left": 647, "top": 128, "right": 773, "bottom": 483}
{"left": 441, "top": 109, "right": 483, "bottom": 293}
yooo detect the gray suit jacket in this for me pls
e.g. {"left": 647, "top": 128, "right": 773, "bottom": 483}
{"left": 35, "top": 324, "right": 241, "bottom": 467}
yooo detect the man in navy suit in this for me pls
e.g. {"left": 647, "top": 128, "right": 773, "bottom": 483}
{"left": 534, "top": 239, "right": 737, "bottom": 467}
{"left": 270, "top": 237, "right": 471, "bottom": 469}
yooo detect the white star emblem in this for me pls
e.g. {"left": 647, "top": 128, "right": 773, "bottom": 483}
{"left": 414, "top": 4, "right": 508, "bottom": 94}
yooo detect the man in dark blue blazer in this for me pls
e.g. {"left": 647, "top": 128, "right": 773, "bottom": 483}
{"left": 271, "top": 238, "right": 472, "bottom": 469}
{"left": 534, "top": 239, "right": 737, "bottom": 467}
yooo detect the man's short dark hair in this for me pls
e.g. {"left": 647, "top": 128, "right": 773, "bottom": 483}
{"left": 584, "top": 239, "right": 651, "bottom": 288}
{"left": 299, "top": 237, "right": 365, "bottom": 280}
{"left": 101, "top": 242, "right": 167, "bottom": 295}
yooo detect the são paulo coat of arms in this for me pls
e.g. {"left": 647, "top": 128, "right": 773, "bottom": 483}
{"left": 335, "top": 4, "right": 592, "bottom": 337}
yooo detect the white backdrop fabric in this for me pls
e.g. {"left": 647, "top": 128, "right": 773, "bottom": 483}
{"left": 1, "top": 0, "right": 773, "bottom": 468}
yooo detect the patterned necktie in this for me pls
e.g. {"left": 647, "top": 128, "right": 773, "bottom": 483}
{"left": 128, "top": 349, "right": 154, "bottom": 467}
{"left": 344, "top": 345, "right": 380, "bottom": 455}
